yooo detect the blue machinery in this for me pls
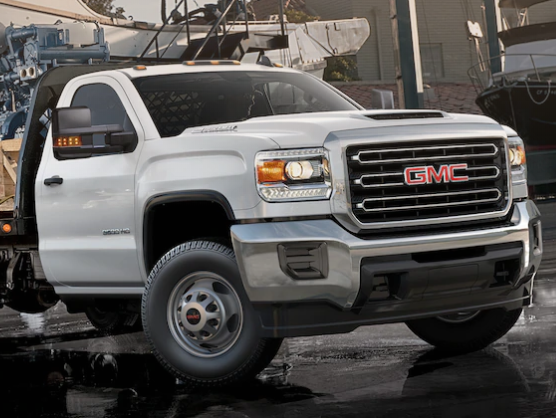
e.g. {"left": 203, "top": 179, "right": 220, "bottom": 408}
{"left": 0, "top": 22, "right": 110, "bottom": 140}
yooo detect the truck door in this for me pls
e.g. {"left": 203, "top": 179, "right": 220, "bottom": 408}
{"left": 35, "top": 76, "right": 145, "bottom": 291}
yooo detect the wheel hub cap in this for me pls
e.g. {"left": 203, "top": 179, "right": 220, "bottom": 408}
{"left": 168, "top": 272, "right": 243, "bottom": 357}
{"left": 185, "top": 308, "right": 201, "bottom": 326}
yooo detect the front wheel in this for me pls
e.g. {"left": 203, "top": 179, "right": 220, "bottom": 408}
{"left": 142, "top": 241, "right": 282, "bottom": 388}
{"left": 406, "top": 308, "right": 522, "bottom": 353}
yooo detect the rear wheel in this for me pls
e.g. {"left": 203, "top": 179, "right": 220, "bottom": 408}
{"left": 142, "top": 241, "right": 282, "bottom": 388}
{"left": 7, "top": 288, "right": 59, "bottom": 314}
{"left": 85, "top": 306, "right": 140, "bottom": 334}
{"left": 406, "top": 308, "right": 522, "bottom": 353}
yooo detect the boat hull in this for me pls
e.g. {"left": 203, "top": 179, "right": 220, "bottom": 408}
{"left": 477, "top": 81, "right": 556, "bottom": 188}
{"left": 477, "top": 81, "right": 556, "bottom": 148}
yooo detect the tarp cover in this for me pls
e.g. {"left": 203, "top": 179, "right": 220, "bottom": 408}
{"left": 499, "top": 21, "right": 556, "bottom": 47}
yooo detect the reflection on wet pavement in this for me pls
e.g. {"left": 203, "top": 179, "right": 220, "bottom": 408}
{"left": 1, "top": 199, "right": 556, "bottom": 417}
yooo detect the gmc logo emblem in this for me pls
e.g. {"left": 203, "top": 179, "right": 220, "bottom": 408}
{"left": 404, "top": 164, "right": 469, "bottom": 185}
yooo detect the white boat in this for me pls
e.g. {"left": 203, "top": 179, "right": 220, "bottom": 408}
{"left": 0, "top": 0, "right": 370, "bottom": 76}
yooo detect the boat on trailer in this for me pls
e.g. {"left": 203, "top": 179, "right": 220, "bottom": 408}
{"left": 0, "top": 0, "right": 370, "bottom": 77}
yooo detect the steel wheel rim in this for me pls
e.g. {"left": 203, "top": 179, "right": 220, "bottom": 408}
{"left": 437, "top": 311, "right": 481, "bottom": 324}
{"left": 167, "top": 272, "right": 244, "bottom": 358}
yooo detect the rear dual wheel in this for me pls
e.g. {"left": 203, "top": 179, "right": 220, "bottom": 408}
{"left": 85, "top": 306, "right": 141, "bottom": 334}
{"left": 142, "top": 241, "right": 282, "bottom": 387}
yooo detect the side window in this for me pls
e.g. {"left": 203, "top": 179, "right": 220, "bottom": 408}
{"left": 69, "top": 83, "right": 137, "bottom": 151}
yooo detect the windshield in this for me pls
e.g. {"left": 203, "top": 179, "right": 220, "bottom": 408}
{"left": 133, "top": 71, "right": 361, "bottom": 138}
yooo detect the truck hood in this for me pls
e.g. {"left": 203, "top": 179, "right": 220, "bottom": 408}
{"left": 211, "top": 110, "right": 507, "bottom": 149}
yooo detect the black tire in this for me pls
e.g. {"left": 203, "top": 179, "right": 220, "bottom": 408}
{"left": 7, "top": 289, "right": 59, "bottom": 314}
{"left": 85, "top": 306, "right": 139, "bottom": 334}
{"left": 142, "top": 241, "right": 283, "bottom": 388}
{"left": 406, "top": 308, "right": 522, "bottom": 353}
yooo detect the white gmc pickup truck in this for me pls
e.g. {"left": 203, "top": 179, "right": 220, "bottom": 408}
{"left": 0, "top": 60, "right": 542, "bottom": 387}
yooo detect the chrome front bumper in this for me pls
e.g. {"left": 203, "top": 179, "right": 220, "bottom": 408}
{"left": 231, "top": 200, "right": 542, "bottom": 309}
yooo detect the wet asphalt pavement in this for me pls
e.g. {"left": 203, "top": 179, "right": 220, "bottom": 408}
{"left": 2, "top": 201, "right": 556, "bottom": 417}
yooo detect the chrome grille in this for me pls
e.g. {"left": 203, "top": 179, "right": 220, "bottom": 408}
{"left": 346, "top": 139, "right": 509, "bottom": 224}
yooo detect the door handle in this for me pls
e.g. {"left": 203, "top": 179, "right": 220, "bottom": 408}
{"left": 44, "top": 177, "right": 63, "bottom": 186}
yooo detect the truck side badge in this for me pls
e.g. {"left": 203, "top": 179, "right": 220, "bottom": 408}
{"left": 102, "top": 228, "right": 131, "bottom": 236}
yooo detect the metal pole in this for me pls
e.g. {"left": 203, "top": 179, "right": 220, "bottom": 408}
{"left": 484, "top": 0, "right": 502, "bottom": 74}
{"left": 390, "top": 0, "right": 424, "bottom": 109}
{"left": 243, "top": 0, "right": 249, "bottom": 38}
{"left": 373, "top": 9, "right": 383, "bottom": 81}
{"left": 279, "top": 0, "right": 286, "bottom": 37}
{"left": 185, "top": 0, "right": 190, "bottom": 44}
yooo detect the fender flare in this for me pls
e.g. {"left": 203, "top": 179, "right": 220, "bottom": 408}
{"left": 142, "top": 190, "right": 235, "bottom": 270}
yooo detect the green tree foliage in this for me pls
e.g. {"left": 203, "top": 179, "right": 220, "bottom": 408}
{"left": 83, "top": 0, "right": 125, "bottom": 18}
{"left": 324, "top": 57, "right": 360, "bottom": 82}
{"left": 284, "top": 9, "right": 319, "bottom": 23}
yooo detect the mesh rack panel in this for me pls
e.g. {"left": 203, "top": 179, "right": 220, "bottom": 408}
{"left": 139, "top": 90, "right": 204, "bottom": 138}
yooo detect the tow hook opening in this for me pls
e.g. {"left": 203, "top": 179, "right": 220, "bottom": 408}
{"left": 492, "top": 259, "right": 521, "bottom": 287}
{"left": 277, "top": 242, "right": 329, "bottom": 280}
{"left": 532, "top": 221, "right": 543, "bottom": 257}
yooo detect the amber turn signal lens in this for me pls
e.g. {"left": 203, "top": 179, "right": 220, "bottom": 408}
{"left": 257, "top": 161, "right": 286, "bottom": 183}
{"left": 2, "top": 223, "right": 11, "bottom": 234}
{"left": 55, "top": 136, "right": 82, "bottom": 147}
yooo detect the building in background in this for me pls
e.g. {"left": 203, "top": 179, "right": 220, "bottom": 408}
{"left": 253, "top": 0, "right": 556, "bottom": 83}
{"left": 251, "top": 0, "right": 316, "bottom": 20}
{"left": 251, "top": 0, "right": 556, "bottom": 112}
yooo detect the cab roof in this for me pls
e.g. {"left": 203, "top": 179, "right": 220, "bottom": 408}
{"left": 118, "top": 61, "right": 300, "bottom": 80}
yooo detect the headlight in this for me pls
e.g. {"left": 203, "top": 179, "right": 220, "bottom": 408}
{"left": 509, "top": 142, "right": 526, "bottom": 167}
{"left": 508, "top": 136, "right": 527, "bottom": 199}
{"left": 255, "top": 148, "right": 332, "bottom": 202}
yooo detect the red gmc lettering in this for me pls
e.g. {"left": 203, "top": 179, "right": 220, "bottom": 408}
{"left": 449, "top": 163, "right": 469, "bottom": 182}
{"left": 404, "top": 167, "right": 428, "bottom": 185}
{"left": 404, "top": 164, "right": 469, "bottom": 185}
{"left": 429, "top": 165, "right": 450, "bottom": 183}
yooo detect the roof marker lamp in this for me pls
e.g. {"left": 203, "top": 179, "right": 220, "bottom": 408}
{"left": 256, "top": 148, "right": 332, "bottom": 202}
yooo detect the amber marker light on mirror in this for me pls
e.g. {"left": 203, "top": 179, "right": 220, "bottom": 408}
{"left": 55, "top": 136, "right": 82, "bottom": 147}
{"left": 257, "top": 160, "right": 287, "bottom": 183}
